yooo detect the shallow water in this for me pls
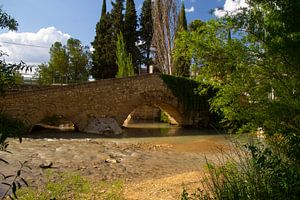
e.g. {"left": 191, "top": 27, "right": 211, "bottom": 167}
{"left": 26, "top": 122, "right": 224, "bottom": 141}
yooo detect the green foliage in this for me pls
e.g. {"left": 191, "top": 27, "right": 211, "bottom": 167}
{"left": 37, "top": 38, "right": 89, "bottom": 84}
{"left": 100, "top": 0, "right": 107, "bottom": 19}
{"left": 160, "top": 111, "right": 170, "bottom": 123}
{"left": 160, "top": 74, "right": 213, "bottom": 116}
{"left": 182, "top": 142, "right": 300, "bottom": 200}
{"left": 0, "top": 57, "right": 27, "bottom": 95}
{"left": 0, "top": 8, "right": 18, "bottom": 31}
{"left": 49, "top": 41, "right": 69, "bottom": 78}
{"left": 0, "top": 7, "right": 28, "bottom": 94}
{"left": 0, "top": 113, "right": 27, "bottom": 149}
{"left": 17, "top": 170, "right": 124, "bottom": 200}
{"left": 124, "top": 0, "right": 139, "bottom": 72}
{"left": 173, "top": 30, "right": 191, "bottom": 77}
{"left": 66, "top": 38, "right": 89, "bottom": 81}
{"left": 174, "top": 3, "right": 190, "bottom": 77}
{"left": 178, "top": 2, "right": 188, "bottom": 31}
{"left": 189, "top": 19, "right": 205, "bottom": 32}
{"left": 139, "top": 0, "right": 153, "bottom": 72}
{"left": 174, "top": 0, "right": 300, "bottom": 162}
{"left": 116, "top": 32, "right": 134, "bottom": 78}
{"left": 111, "top": 0, "right": 124, "bottom": 36}
{"left": 91, "top": 3, "right": 117, "bottom": 79}
{"left": 34, "top": 63, "right": 52, "bottom": 85}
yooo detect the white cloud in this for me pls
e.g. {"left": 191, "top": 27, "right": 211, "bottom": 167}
{"left": 185, "top": 6, "right": 195, "bottom": 13}
{"left": 0, "top": 27, "right": 71, "bottom": 65}
{"left": 214, "top": 0, "right": 249, "bottom": 18}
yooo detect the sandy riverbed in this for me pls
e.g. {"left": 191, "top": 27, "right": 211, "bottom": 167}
{"left": 1, "top": 135, "right": 231, "bottom": 199}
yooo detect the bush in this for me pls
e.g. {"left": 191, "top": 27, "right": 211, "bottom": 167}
{"left": 182, "top": 141, "right": 300, "bottom": 200}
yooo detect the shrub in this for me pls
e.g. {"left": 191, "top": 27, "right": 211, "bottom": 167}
{"left": 182, "top": 141, "right": 300, "bottom": 200}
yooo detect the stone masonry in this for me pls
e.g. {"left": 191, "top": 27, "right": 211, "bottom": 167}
{"left": 1, "top": 74, "right": 206, "bottom": 132}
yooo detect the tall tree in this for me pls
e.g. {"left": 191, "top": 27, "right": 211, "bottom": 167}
{"left": 91, "top": 0, "right": 117, "bottom": 79}
{"left": 37, "top": 38, "right": 89, "bottom": 84}
{"left": 111, "top": 0, "right": 124, "bottom": 36}
{"left": 152, "top": 0, "right": 179, "bottom": 75}
{"left": 124, "top": 0, "right": 139, "bottom": 73}
{"left": 173, "top": 2, "right": 190, "bottom": 77}
{"left": 48, "top": 41, "right": 69, "bottom": 83}
{"left": 100, "top": 0, "right": 106, "bottom": 19}
{"left": 177, "top": 2, "right": 187, "bottom": 31}
{"left": 139, "top": 0, "right": 153, "bottom": 73}
{"left": 116, "top": 32, "right": 134, "bottom": 78}
{"left": 66, "top": 38, "right": 89, "bottom": 82}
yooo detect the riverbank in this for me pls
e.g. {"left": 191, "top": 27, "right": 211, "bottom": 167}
{"left": 1, "top": 134, "right": 230, "bottom": 199}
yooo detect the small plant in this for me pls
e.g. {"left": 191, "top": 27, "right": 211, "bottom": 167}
{"left": 160, "top": 111, "right": 170, "bottom": 123}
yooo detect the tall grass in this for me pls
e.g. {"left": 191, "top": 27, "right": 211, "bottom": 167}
{"left": 182, "top": 141, "right": 300, "bottom": 200}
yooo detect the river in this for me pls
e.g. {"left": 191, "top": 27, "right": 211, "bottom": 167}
{"left": 28, "top": 122, "right": 223, "bottom": 139}
{"left": 26, "top": 122, "right": 227, "bottom": 152}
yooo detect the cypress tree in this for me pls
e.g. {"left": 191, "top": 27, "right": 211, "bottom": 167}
{"left": 91, "top": 0, "right": 117, "bottom": 79}
{"left": 111, "top": 0, "right": 124, "bottom": 36}
{"left": 101, "top": 0, "right": 106, "bottom": 19}
{"left": 116, "top": 32, "right": 134, "bottom": 78}
{"left": 124, "top": 0, "right": 139, "bottom": 73}
{"left": 178, "top": 2, "right": 188, "bottom": 31}
{"left": 174, "top": 2, "right": 190, "bottom": 77}
{"left": 139, "top": 0, "right": 153, "bottom": 73}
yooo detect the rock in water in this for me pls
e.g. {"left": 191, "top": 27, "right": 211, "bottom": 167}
{"left": 84, "top": 118, "right": 123, "bottom": 136}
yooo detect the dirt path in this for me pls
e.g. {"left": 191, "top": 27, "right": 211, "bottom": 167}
{"left": 1, "top": 135, "right": 230, "bottom": 199}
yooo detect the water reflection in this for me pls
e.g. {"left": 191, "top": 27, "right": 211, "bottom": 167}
{"left": 123, "top": 123, "right": 217, "bottom": 138}
{"left": 26, "top": 123, "right": 219, "bottom": 139}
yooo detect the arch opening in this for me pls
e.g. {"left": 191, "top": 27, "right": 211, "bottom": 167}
{"left": 122, "top": 104, "right": 181, "bottom": 127}
{"left": 31, "top": 114, "right": 78, "bottom": 133}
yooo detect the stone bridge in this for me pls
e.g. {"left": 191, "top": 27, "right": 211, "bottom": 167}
{"left": 0, "top": 74, "right": 211, "bottom": 132}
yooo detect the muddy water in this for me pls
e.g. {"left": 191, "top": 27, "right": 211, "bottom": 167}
{"left": 1, "top": 123, "right": 231, "bottom": 199}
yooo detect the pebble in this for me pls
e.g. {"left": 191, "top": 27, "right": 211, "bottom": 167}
{"left": 105, "top": 158, "right": 117, "bottom": 164}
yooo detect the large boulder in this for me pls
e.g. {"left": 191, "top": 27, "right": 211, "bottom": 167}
{"left": 84, "top": 118, "right": 123, "bottom": 136}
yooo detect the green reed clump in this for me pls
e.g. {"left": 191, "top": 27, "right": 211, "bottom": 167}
{"left": 182, "top": 142, "right": 300, "bottom": 200}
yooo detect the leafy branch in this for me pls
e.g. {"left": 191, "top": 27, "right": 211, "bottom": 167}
{"left": 1, "top": 160, "right": 30, "bottom": 200}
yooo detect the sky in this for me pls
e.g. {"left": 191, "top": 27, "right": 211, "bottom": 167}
{"left": 0, "top": 0, "right": 247, "bottom": 65}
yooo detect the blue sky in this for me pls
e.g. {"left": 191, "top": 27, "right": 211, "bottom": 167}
{"left": 0, "top": 0, "right": 245, "bottom": 65}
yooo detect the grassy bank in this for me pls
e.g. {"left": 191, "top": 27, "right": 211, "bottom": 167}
{"left": 17, "top": 170, "right": 124, "bottom": 200}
